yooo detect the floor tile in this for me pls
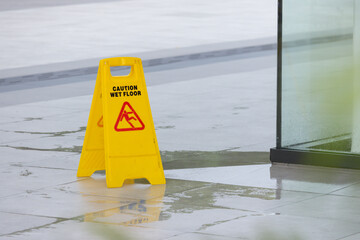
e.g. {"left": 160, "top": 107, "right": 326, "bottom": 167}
{"left": 165, "top": 181, "right": 320, "bottom": 212}
{"left": 0, "top": 166, "right": 79, "bottom": 198}
{"left": 137, "top": 207, "right": 250, "bottom": 233}
{"left": 0, "top": 212, "right": 56, "bottom": 236}
{"left": 23, "top": 153, "right": 80, "bottom": 170}
{"left": 0, "top": 130, "right": 42, "bottom": 145}
{"left": 332, "top": 182, "right": 360, "bottom": 198}
{"left": 165, "top": 164, "right": 360, "bottom": 194}
{"left": 267, "top": 194, "right": 360, "bottom": 224}
{"left": 2, "top": 135, "right": 83, "bottom": 153}
{"left": 165, "top": 232, "right": 241, "bottom": 240}
{"left": 199, "top": 214, "right": 360, "bottom": 240}
{"left": 339, "top": 232, "right": 360, "bottom": 240}
{"left": 0, "top": 104, "right": 79, "bottom": 119}
{"left": 0, "top": 147, "right": 74, "bottom": 167}
{"left": 0, "top": 219, "right": 181, "bottom": 240}
{"left": 0, "top": 118, "right": 84, "bottom": 137}
{"left": 0, "top": 189, "right": 131, "bottom": 219}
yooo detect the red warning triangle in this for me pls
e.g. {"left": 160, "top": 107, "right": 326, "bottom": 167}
{"left": 97, "top": 116, "right": 103, "bottom": 127}
{"left": 114, "top": 102, "right": 145, "bottom": 132}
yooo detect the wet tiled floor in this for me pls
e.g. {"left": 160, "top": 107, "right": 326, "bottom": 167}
{"left": 0, "top": 96, "right": 360, "bottom": 240}
{"left": 2, "top": 163, "right": 360, "bottom": 239}
{"left": 1, "top": 60, "right": 360, "bottom": 240}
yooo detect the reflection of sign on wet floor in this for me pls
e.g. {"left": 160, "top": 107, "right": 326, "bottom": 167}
{"left": 114, "top": 102, "right": 145, "bottom": 132}
{"left": 81, "top": 180, "right": 166, "bottom": 226}
{"left": 84, "top": 199, "right": 162, "bottom": 226}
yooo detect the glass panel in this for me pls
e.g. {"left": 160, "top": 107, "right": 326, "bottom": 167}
{"left": 281, "top": 0, "right": 356, "bottom": 153}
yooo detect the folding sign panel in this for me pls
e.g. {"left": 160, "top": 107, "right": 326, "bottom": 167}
{"left": 77, "top": 57, "right": 166, "bottom": 188}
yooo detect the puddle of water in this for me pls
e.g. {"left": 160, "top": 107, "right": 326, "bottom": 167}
{"left": 161, "top": 151, "right": 269, "bottom": 169}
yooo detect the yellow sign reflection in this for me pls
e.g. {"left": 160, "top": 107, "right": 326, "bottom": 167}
{"left": 82, "top": 180, "right": 166, "bottom": 226}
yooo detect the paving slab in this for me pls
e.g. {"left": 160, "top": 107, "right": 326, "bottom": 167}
{"left": 198, "top": 213, "right": 360, "bottom": 240}
{"left": 0, "top": 220, "right": 182, "bottom": 240}
{"left": 0, "top": 147, "right": 75, "bottom": 167}
{"left": 0, "top": 212, "right": 56, "bottom": 236}
{"left": 0, "top": 188, "right": 132, "bottom": 219}
{"left": 0, "top": 166, "right": 79, "bottom": 198}
{"left": 267, "top": 194, "right": 360, "bottom": 224}
{"left": 340, "top": 233, "right": 360, "bottom": 240}
{"left": 165, "top": 164, "right": 360, "bottom": 194}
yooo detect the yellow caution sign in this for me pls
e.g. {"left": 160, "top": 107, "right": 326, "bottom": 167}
{"left": 77, "top": 57, "right": 166, "bottom": 188}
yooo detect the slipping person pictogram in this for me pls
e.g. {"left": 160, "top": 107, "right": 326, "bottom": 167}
{"left": 120, "top": 110, "right": 137, "bottom": 128}
{"left": 114, "top": 102, "right": 145, "bottom": 131}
